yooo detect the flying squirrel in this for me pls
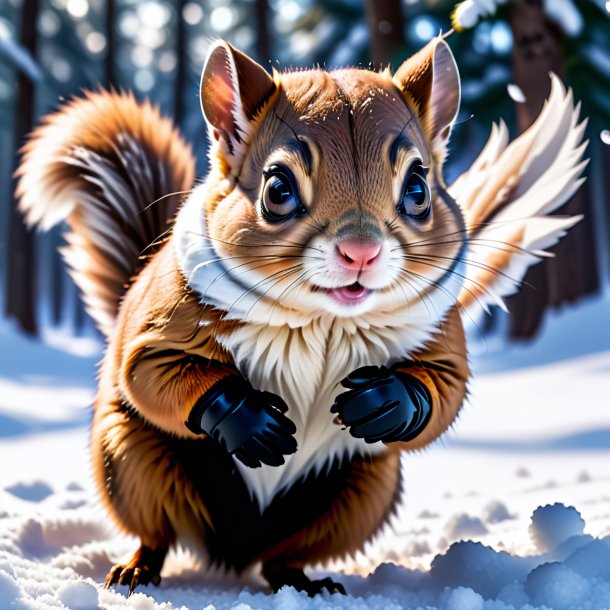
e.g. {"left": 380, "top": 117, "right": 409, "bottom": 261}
{"left": 17, "top": 37, "right": 587, "bottom": 596}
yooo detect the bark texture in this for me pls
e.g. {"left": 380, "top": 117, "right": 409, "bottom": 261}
{"left": 255, "top": 0, "right": 271, "bottom": 64}
{"left": 6, "top": 0, "right": 40, "bottom": 335}
{"left": 365, "top": 0, "right": 405, "bottom": 68}
{"left": 506, "top": 0, "right": 599, "bottom": 339}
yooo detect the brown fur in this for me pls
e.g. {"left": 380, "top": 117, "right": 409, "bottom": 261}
{"left": 16, "top": 37, "right": 583, "bottom": 595}
{"left": 96, "top": 45, "right": 468, "bottom": 582}
{"left": 18, "top": 91, "right": 196, "bottom": 335}
{"left": 192, "top": 62, "right": 465, "bottom": 331}
{"left": 260, "top": 450, "right": 402, "bottom": 568}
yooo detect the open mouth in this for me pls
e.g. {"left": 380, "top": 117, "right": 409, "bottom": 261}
{"left": 313, "top": 282, "right": 373, "bottom": 305}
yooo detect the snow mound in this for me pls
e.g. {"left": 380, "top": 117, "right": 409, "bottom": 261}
{"left": 442, "top": 587, "right": 484, "bottom": 610}
{"left": 565, "top": 538, "right": 610, "bottom": 580}
{"left": 429, "top": 541, "right": 532, "bottom": 599}
{"left": 525, "top": 562, "right": 588, "bottom": 609}
{"left": 6, "top": 480, "right": 54, "bottom": 502}
{"left": 529, "top": 503, "right": 585, "bottom": 552}
{"left": 482, "top": 501, "right": 514, "bottom": 524}
{"left": 444, "top": 513, "right": 489, "bottom": 539}
{"left": 3, "top": 500, "right": 610, "bottom": 609}
{"left": 57, "top": 580, "right": 100, "bottom": 609}
{"left": 2, "top": 325, "right": 610, "bottom": 608}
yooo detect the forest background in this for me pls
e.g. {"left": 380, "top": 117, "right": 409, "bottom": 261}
{"left": 0, "top": 0, "right": 608, "bottom": 343}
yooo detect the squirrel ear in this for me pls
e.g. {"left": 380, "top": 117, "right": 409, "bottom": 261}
{"left": 393, "top": 38, "right": 460, "bottom": 152}
{"left": 200, "top": 40, "right": 276, "bottom": 168}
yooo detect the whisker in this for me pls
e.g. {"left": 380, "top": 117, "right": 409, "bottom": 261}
{"left": 393, "top": 267, "right": 445, "bottom": 321}
{"left": 266, "top": 267, "right": 324, "bottom": 319}
{"left": 300, "top": 217, "right": 329, "bottom": 237}
{"left": 189, "top": 252, "right": 323, "bottom": 271}
{"left": 238, "top": 270, "right": 303, "bottom": 323}
{"left": 395, "top": 214, "right": 548, "bottom": 251}
{"left": 194, "top": 258, "right": 302, "bottom": 303}
{"left": 138, "top": 189, "right": 193, "bottom": 215}
{"left": 184, "top": 230, "right": 325, "bottom": 253}
{"left": 286, "top": 269, "right": 322, "bottom": 309}
{"left": 395, "top": 256, "right": 495, "bottom": 302}
{"left": 140, "top": 226, "right": 173, "bottom": 255}
{"left": 405, "top": 266, "right": 490, "bottom": 345}
{"left": 391, "top": 269, "right": 432, "bottom": 320}
{"left": 400, "top": 251, "right": 534, "bottom": 291}
{"left": 390, "top": 272, "right": 413, "bottom": 318}
{"left": 394, "top": 258, "right": 496, "bottom": 319}
{"left": 394, "top": 237, "right": 531, "bottom": 258}
{"left": 224, "top": 264, "right": 305, "bottom": 320}
{"left": 394, "top": 266, "right": 485, "bottom": 346}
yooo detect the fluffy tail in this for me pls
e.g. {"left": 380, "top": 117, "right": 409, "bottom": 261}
{"left": 449, "top": 74, "right": 588, "bottom": 317}
{"left": 17, "top": 90, "right": 196, "bottom": 336}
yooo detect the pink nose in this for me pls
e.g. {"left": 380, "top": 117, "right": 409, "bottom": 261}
{"left": 336, "top": 240, "right": 382, "bottom": 269}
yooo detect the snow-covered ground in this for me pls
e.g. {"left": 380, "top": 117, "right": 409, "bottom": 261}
{"left": 1, "top": 293, "right": 609, "bottom": 610}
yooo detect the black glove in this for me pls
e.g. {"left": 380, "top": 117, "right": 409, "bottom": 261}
{"left": 186, "top": 375, "right": 297, "bottom": 468}
{"left": 331, "top": 365, "right": 431, "bottom": 444}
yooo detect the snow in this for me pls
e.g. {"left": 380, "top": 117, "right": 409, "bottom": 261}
{"left": 0, "top": 292, "right": 609, "bottom": 608}
{"left": 507, "top": 84, "right": 525, "bottom": 104}
{"left": 482, "top": 501, "right": 513, "bottom": 525}
{"left": 444, "top": 514, "right": 489, "bottom": 539}
{"left": 543, "top": 0, "right": 584, "bottom": 37}
{"left": 528, "top": 504, "right": 585, "bottom": 553}
{"left": 0, "top": 37, "right": 42, "bottom": 82}
{"left": 451, "top": 0, "right": 508, "bottom": 31}
{"left": 451, "top": 0, "right": 586, "bottom": 36}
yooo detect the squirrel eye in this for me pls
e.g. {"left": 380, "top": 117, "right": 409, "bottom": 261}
{"left": 261, "top": 167, "right": 304, "bottom": 222}
{"left": 398, "top": 165, "right": 431, "bottom": 220}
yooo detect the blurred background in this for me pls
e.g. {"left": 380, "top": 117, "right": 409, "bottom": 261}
{"left": 0, "top": 0, "right": 608, "bottom": 347}
{"left": 0, "top": 5, "right": 609, "bottom": 604}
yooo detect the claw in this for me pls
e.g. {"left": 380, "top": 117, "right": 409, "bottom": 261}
{"left": 317, "top": 576, "right": 346, "bottom": 595}
{"left": 104, "top": 564, "right": 122, "bottom": 589}
{"left": 104, "top": 545, "right": 166, "bottom": 596}
{"left": 128, "top": 567, "right": 141, "bottom": 596}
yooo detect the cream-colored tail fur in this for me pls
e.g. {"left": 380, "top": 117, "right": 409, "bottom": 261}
{"left": 17, "top": 91, "right": 196, "bottom": 336}
{"left": 450, "top": 74, "right": 588, "bottom": 317}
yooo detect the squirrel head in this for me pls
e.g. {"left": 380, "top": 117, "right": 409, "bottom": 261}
{"left": 186, "top": 38, "right": 466, "bottom": 322}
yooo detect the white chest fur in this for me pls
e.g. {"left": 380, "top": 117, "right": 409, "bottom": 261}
{"left": 216, "top": 314, "right": 438, "bottom": 509}
{"left": 174, "top": 186, "right": 459, "bottom": 509}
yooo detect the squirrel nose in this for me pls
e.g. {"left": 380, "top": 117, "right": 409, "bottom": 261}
{"left": 336, "top": 239, "right": 382, "bottom": 269}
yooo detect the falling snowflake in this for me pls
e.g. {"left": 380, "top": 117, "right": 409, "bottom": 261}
{"left": 451, "top": 0, "right": 507, "bottom": 32}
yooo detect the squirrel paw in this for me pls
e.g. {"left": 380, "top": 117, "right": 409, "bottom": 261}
{"left": 104, "top": 545, "right": 165, "bottom": 596}
{"left": 187, "top": 376, "right": 297, "bottom": 468}
{"left": 265, "top": 566, "right": 346, "bottom": 596}
{"left": 331, "top": 365, "right": 431, "bottom": 443}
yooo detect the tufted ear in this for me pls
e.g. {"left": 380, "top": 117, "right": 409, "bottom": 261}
{"left": 200, "top": 41, "right": 277, "bottom": 172}
{"left": 393, "top": 38, "right": 460, "bottom": 155}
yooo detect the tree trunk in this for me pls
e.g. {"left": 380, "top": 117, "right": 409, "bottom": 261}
{"left": 50, "top": 232, "right": 63, "bottom": 325}
{"left": 365, "top": 0, "right": 405, "bottom": 68}
{"left": 174, "top": 0, "right": 186, "bottom": 129}
{"left": 505, "top": 0, "right": 599, "bottom": 339}
{"left": 105, "top": 0, "right": 116, "bottom": 87}
{"left": 255, "top": 0, "right": 270, "bottom": 64}
{"left": 6, "top": 0, "right": 40, "bottom": 335}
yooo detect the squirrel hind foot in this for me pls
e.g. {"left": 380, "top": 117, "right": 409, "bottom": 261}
{"left": 264, "top": 566, "right": 347, "bottom": 597}
{"left": 104, "top": 544, "right": 167, "bottom": 596}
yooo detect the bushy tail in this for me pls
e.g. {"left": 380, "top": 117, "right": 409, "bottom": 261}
{"left": 17, "top": 90, "right": 196, "bottom": 336}
{"left": 449, "top": 74, "right": 588, "bottom": 317}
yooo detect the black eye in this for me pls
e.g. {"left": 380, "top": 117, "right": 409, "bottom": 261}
{"left": 398, "top": 165, "right": 431, "bottom": 220}
{"left": 261, "top": 166, "right": 304, "bottom": 222}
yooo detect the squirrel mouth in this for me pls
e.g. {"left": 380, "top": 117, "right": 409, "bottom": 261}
{"left": 313, "top": 282, "right": 373, "bottom": 305}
